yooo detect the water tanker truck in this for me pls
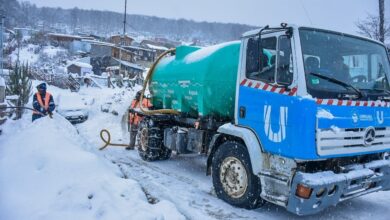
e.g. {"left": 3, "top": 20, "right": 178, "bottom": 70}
{"left": 129, "top": 24, "right": 390, "bottom": 215}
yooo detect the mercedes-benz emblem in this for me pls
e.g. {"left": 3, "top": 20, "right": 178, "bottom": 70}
{"left": 364, "top": 127, "right": 376, "bottom": 146}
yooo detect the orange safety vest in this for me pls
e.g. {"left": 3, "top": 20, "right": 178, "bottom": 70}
{"left": 129, "top": 98, "right": 152, "bottom": 125}
{"left": 33, "top": 92, "right": 51, "bottom": 115}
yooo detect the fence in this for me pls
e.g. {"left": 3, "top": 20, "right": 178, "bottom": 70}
{"left": 29, "top": 68, "right": 80, "bottom": 92}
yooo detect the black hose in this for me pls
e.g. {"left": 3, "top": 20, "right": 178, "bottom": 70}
{"left": 2, "top": 106, "right": 36, "bottom": 111}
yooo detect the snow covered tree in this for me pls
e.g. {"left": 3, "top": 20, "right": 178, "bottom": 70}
{"left": 6, "top": 63, "right": 32, "bottom": 119}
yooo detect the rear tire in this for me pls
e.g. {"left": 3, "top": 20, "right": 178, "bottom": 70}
{"left": 212, "top": 141, "right": 264, "bottom": 209}
{"left": 137, "top": 120, "right": 171, "bottom": 161}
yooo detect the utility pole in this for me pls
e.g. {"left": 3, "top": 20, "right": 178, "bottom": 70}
{"left": 123, "top": 0, "right": 127, "bottom": 39}
{"left": 379, "top": 0, "right": 385, "bottom": 43}
{"left": 119, "top": 0, "right": 127, "bottom": 77}
{"left": 0, "top": 14, "right": 5, "bottom": 77}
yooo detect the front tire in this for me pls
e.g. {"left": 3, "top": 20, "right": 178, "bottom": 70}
{"left": 212, "top": 141, "right": 264, "bottom": 209}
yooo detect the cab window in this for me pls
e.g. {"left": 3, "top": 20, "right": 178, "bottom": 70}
{"left": 276, "top": 35, "right": 294, "bottom": 85}
{"left": 246, "top": 36, "right": 277, "bottom": 83}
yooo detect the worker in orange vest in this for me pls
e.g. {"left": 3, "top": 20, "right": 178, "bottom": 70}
{"left": 32, "top": 83, "right": 55, "bottom": 122}
{"left": 127, "top": 91, "right": 152, "bottom": 149}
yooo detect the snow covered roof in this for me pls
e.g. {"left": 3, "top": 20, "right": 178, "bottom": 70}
{"left": 106, "top": 66, "right": 120, "bottom": 70}
{"left": 113, "top": 58, "right": 145, "bottom": 70}
{"left": 76, "top": 57, "right": 91, "bottom": 64}
{"left": 48, "top": 33, "right": 95, "bottom": 41}
{"left": 82, "top": 39, "right": 115, "bottom": 47}
{"left": 124, "top": 45, "right": 154, "bottom": 52}
{"left": 145, "top": 44, "right": 169, "bottom": 51}
{"left": 6, "top": 29, "right": 15, "bottom": 35}
{"left": 110, "top": 34, "right": 134, "bottom": 40}
{"left": 68, "top": 61, "right": 93, "bottom": 69}
{"left": 48, "top": 33, "right": 83, "bottom": 40}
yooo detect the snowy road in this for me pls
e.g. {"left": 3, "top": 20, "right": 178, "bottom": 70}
{"left": 98, "top": 149, "right": 390, "bottom": 220}
{"left": 72, "top": 87, "right": 390, "bottom": 220}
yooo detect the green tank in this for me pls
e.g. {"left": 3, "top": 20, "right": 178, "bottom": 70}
{"left": 150, "top": 41, "right": 241, "bottom": 120}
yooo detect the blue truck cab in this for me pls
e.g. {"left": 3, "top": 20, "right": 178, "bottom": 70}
{"left": 216, "top": 24, "right": 390, "bottom": 215}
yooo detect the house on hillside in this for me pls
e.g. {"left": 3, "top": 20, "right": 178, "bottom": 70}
{"left": 48, "top": 33, "right": 94, "bottom": 54}
{"left": 90, "top": 41, "right": 139, "bottom": 75}
{"left": 112, "top": 58, "right": 145, "bottom": 78}
{"left": 67, "top": 62, "right": 93, "bottom": 76}
{"left": 123, "top": 45, "right": 156, "bottom": 62}
{"left": 140, "top": 39, "right": 173, "bottom": 56}
{"left": 109, "top": 35, "right": 134, "bottom": 46}
{"left": 90, "top": 41, "right": 114, "bottom": 57}
{"left": 111, "top": 47, "right": 135, "bottom": 63}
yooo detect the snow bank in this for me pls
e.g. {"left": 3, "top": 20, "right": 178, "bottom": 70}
{"left": 0, "top": 115, "right": 184, "bottom": 220}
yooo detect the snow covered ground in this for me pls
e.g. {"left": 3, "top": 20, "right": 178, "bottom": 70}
{"left": 1, "top": 82, "right": 390, "bottom": 220}
{"left": 0, "top": 83, "right": 183, "bottom": 220}
{"left": 10, "top": 44, "right": 40, "bottom": 64}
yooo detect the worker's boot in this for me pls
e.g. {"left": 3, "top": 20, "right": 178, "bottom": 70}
{"left": 126, "top": 128, "right": 137, "bottom": 150}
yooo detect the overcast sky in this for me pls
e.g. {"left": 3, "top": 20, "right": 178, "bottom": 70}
{"left": 25, "top": 0, "right": 388, "bottom": 36}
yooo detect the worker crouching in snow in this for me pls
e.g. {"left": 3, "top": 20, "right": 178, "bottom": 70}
{"left": 32, "top": 83, "right": 55, "bottom": 122}
{"left": 127, "top": 91, "right": 152, "bottom": 149}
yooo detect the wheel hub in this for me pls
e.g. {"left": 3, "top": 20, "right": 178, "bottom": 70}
{"left": 220, "top": 156, "right": 248, "bottom": 198}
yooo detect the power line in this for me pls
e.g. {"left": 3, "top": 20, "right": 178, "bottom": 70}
{"left": 300, "top": 0, "right": 313, "bottom": 25}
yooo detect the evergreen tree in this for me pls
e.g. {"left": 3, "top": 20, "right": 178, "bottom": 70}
{"left": 6, "top": 63, "right": 32, "bottom": 119}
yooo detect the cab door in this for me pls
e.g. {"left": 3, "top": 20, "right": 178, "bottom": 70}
{"left": 236, "top": 31, "right": 312, "bottom": 158}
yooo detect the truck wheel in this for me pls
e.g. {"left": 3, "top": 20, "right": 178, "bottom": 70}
{"left": 137, "top": 124, "right": 171, "bottom": 161}
{"left": 212, "top": 141, "right": 264, "bottom": 209}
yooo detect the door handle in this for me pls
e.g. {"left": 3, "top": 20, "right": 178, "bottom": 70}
{"left": 239, "top": 106, "right": 246, "bottom": 118}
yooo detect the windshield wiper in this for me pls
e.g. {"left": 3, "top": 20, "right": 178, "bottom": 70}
{"left": 309, "top": 72, "right": 363, "bottom": 98}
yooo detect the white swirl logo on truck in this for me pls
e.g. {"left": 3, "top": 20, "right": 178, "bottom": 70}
{"left": 264, "top": 105, "right": 288, "bottom": 143}
{"left": 377, "top": 111, "right": 384, "bottom": 124}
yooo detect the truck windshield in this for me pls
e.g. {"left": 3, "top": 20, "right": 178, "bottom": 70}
{"left": 300, "top": 28, "right": 390, "bottom": 99}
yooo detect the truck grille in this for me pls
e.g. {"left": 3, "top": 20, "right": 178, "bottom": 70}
{"left": 316, "top": 127, "right": 390, "bottom": 156}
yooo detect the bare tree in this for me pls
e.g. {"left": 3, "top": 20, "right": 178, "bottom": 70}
{"left": 356, "top": 0, "right": 389, "bottom": 43}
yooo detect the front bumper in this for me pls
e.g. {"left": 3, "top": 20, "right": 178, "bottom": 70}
{"left": 287, "top": 159, "right": 390, "bottom": 215}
